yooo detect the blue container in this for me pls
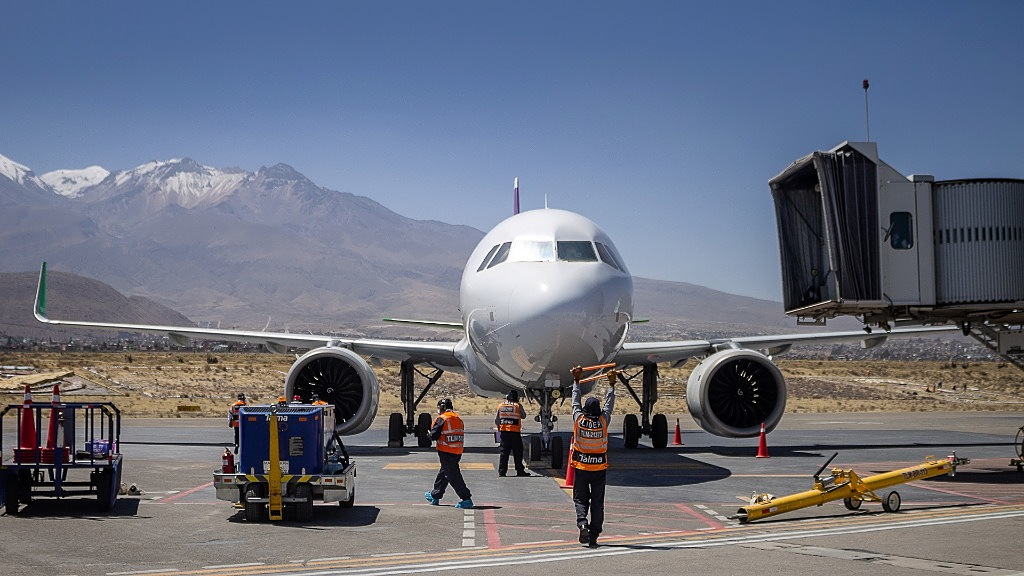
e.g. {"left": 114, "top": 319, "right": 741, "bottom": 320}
{"left": 237, "top": 405, "right": 330, "bottom": 475}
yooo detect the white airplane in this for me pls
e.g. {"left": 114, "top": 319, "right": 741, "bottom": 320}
{"left": 33, "top": 179, "right": 956, "bottom": 468}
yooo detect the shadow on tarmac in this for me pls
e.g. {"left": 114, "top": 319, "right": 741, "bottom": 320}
{"left": 1, "top": 496, "right": 142, "bottom": 518}
{"left": 224, "top": 504, "right": 381, "bottom": 527}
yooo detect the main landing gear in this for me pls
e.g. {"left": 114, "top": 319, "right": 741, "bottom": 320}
{"left": 386, "top": 360, "right": 443, "bottom": 448}
{"left": 617, "top": 363, "right": 669, "bottom": 449}
{"left": 525, "top": 387, "right": 565, "bottom": 470}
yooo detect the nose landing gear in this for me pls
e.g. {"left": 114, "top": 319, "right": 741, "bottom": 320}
{"left": 526, "top": 387, "right": 565, "bottom": 470}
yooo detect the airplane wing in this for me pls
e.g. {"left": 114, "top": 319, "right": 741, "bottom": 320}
{"left": 615, "top": 325, "right": 960, "bottom": 366}
{"left": 33, "top": 262, "right": 462, "bottom": 368}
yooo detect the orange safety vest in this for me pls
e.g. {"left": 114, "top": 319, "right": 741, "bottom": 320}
{"left": 229, "top": 400, "right": 246, "bottom": 427}
{"left": 571, "top": 414, "right": 608, "bottom": 471}
{"left": 496, "top": 401, "right": 522, "bottom": 433}
{"left": 435, "top": 411, "right": 465, "bottom": 454}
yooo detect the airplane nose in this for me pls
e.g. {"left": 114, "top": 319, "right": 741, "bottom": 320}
{"left": 505, "top": 270, "right": 630, "bottom": 380}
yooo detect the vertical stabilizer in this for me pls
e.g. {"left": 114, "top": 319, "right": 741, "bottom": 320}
{"left": 513, "top": 177, "right": 520, "bottom": 215}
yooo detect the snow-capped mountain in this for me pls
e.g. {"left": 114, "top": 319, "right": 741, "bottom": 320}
{"left": 0, "top": 153, "right": 51, "bottom": 193}
{"left": 97, "top": 157, "right": 249, "bottom": 209}
{"left": 40, "top": 166, "right": 111, "bottom": 198}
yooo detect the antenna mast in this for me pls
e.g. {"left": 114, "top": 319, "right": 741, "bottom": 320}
{"left": 863, "top": 78, "right": 871, "bottom": 141}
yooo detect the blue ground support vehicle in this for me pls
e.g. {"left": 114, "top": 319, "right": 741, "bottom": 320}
{"left": 213, "top": 403, "right": 356, "bottom": 522}
{"left": 1, "top": 399, "right": 123, "bottom": 514}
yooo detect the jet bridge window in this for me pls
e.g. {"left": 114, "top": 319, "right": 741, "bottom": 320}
{"left": 556, "top": 241, "right": 598, "bottom": 262}
{"left": 889, "top": 212, "right": 913, "bottom": 250}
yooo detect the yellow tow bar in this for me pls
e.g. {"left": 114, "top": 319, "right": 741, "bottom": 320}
{"left": 733, "top": 452, "right": 969, "bottom": 523}
{"left": 267, "top": 405, "right": 283, "bottom": 521}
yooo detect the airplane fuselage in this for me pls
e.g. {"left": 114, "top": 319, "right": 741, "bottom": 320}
{"left": 456, "top": 209, "right": 633, "bottom": 396}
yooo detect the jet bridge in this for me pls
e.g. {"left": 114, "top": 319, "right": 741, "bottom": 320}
{"left": 769, "top": 141, "right": 1024, "bottom": 368}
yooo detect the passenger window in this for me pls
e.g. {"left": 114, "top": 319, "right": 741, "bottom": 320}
{"left": 889, "top": 212, "right": 913, "bottom": 250}
{"left": 487, "top": 242, "right": 512, "bottom": 268}
{"left": 595, "top": 242, "right": 623, "bottom": 271}
{"left": 476, "top": 244, "right": 501, "bottom": 272}
{"left": 509, "top": 239, "right": 555, "bottom": 262}
{"left": 557, "top": 241, "right": 598, "bottom": 262}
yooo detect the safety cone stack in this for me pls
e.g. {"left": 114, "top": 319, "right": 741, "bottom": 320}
{"left": 755, "top": 421, "right": 770, "bottom": 458}
{"left": 673, "top": 418, "right": 683, "bottom": 445}
{"left": 15, "top": 384, "right": 38, "bottom": 463}
{"left": 563, "top": 435, "right": 576, "bottom": 489}
{"left": 41, "top": 383, "right": 67, "bottom": 464}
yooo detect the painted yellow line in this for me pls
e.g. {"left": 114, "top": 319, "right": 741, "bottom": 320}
{"left": 384, "top": 462, "right": 495, "bottom": 470}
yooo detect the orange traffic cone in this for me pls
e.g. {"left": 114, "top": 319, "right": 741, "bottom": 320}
{"left": 15, "top": 384, "right": 38, "bottom": 463}
{"left": 563, "top": 436, "right": 576, "bottom": 489}
{"left": 755, "top": 422, "right": 770, "bottom": 458}
{"left": 42, "top": 383, "right": 67, "bottom": 463}
{"left": 673, "top": 418, "right": 683, "bottom": 445}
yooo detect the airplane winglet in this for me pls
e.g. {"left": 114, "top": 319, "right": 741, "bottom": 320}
{"left": 34, "top": 261, "right": 49, "bottom": 322}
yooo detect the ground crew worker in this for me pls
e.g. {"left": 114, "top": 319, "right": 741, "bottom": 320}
{"left": 229, "top": 393, "right": 247, "bottom": 453}
{"left": 495, "top": 390, "right": 529, "bottom": 477}
{"left": 311, "top": 393, "right": 328, "bottom": 406}
{"left": 424, "top": 398, "right": 474, "bottom": 509}
{"left": 570, "top": 367, "right": 615, "bottom": 547}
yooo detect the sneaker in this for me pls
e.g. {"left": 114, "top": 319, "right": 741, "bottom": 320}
{"left": 515, "top": 471, "right": 531, "bottom": 477}
{"left": 455, "top": 498, "right": 474, "bottom": 509}
{"left": 424, "top": 491, "right": 439, "bottom": 505}
{"left": 587, "top": 537, "right": 599, "bottom": 548}
{"left": 578, "top": 523, "right": 590, "bottom": 544}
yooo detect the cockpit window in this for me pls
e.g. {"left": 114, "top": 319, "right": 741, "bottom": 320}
{"left": 508, "top": 239, "right": 555, "bottom": 262}
{"left": 486, "top": 241, "right": 512, "bottom": 269}
{"left": 557, "top": 241, "right": 598, "bottom": 262}
{"left": 477, "top": 244, "right": 501, "bottom": 271}
{"left": 595, "top": 242, "right": 623, "bottom": 271}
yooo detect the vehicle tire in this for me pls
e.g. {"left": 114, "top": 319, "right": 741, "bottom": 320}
{"left": 550, "top": 436, "right": 564, "bottom": 470}
{"left": 843, "top": 497, "right": 862, "bottom": 510}
{"left": 417, "top": 412, "right": 433, "bottom": 448}
{"left": 18, "top": 469, "right": 32, "bottom": 504}
{"left": 4, "top": 473, "right": 20, "bottom": 515}
{"left": 244, "top": 485, "right": 264, "bottom": 522}
{"left": 340, "top": 486, "right": 355, "bottom": 508}
{"left": 529, "top": 435, "right": 542, "bottom": 461}
{"left": 651, "top": 414, "right": 668, "bottom": 449}
{"left": 95, "top": 469, "right": 114, "bottom": 513}
{"left": 294, "top": 483, "right": 313, "bottom": 522}
{"left": 623, "top": 414, "right": 640, "bottom": 449}
{"left": 882, "top": 491, "right": 901, "bottom": 512}
{"left": 387, "top": 412, "right": 404, "bottom": 448}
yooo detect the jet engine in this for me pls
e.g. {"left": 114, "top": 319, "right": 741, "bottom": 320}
{"left": 685, "top": 348, "right": 786, "bottom": 438}
{"left": 284, "top": 347, "right": 380, "bottom": 435}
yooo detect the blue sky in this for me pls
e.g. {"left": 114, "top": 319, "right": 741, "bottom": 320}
{"left": 3, "top": 1, "right": 1022, "bottom": 301}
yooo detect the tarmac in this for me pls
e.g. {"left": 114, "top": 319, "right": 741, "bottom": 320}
{"left": 1, "top": 411, "right": 1022, "bottom": 576}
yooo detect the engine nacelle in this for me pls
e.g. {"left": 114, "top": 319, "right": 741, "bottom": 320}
{"left": 686, "top": 348, "right": 786, "bottom": 438}
{"left": 284, "top": 347, "right": 380, "bottom": 435}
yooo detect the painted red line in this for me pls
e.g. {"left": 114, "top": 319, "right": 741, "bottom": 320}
{"left": 674, "top": 503, "right": 725, "bottom": 530}
{"left": 158, "top": 481, "right": 214, "bottom": 503}
{"left": 483, "top": 508, "right": 502, "bottom": 549}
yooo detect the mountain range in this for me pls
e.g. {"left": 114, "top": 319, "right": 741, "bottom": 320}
{"left": 0, "top": 151, "right": 801, "bottom": 342}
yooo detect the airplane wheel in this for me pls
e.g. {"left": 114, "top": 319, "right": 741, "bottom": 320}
{"left": 529, "top": 436, "right": 542, "bottom": 461}
{"left": 651, "top": 414, "right": 668, "bottom": 449}
{"left": 843, "top": 497, "right": 862, "bottom": 510}
{"left": 416, "top": 413, "right": 433, "bottom": 448}
{"left": 387, "top": 413, "right": 404, "bottom": 448}
{"left": 550, "top": 436, "right": 564, "bottom": 470}
{"left": 882, "top": 491, "right": 901, "bottom": 512}
{"left": 623, "top": 414, "right": 640, "bottom": 449}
